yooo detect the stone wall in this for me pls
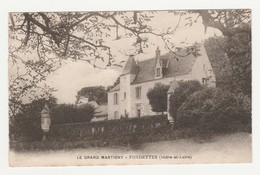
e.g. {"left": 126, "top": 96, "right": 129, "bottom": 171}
{"left": 48, "top": 115, "right": 169, "bottom": 141}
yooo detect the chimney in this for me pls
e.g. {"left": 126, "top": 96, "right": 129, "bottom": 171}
{"left": 156, "top": 46, "right": 160, "bottom": 59}
{"left": 129, "top": 55, "right": 134, "bottom": 60}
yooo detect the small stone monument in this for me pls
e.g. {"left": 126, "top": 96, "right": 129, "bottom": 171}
{"left": 167, "top": 80, "right": 179, "bottom": 125}
{"left": 41, "top": 103, "right": 51, "bottom": 141}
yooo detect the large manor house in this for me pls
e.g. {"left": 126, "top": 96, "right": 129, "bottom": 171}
{"left": 107, "top": 44, "right": 215, "bottom": 120}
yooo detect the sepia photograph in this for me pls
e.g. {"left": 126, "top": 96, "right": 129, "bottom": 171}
{"left": 7, "top": 8, "right": 252, "bottom": 167}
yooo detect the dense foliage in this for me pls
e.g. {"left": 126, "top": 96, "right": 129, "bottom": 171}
{"left": 51, "top": 104, "right": 95, "bottom": 124}
{"left": 169, "top": 80, "right": 203, "bottom": 120}
{"left": 17, "top": 97, "right": 57, "bottom": 118}
{"left": 9, "top": 98, "right": 56, "bottom": 141}
{"left": 177, "top": 88, "right": 251, "bottom": 134}
{"left": 76, "top": 86, "right": 107, "bottom": 105}
{"left": 147, "top": 83, "right": 170, "bottom": 113}
{"left": 9, "top": 115, "right": 43, "bottom": 141}
{"left": 9, "top": 100, "right": 94, "bottom": 141}
{"left": 204, "top": 24, "right": 251, "bottom": 97}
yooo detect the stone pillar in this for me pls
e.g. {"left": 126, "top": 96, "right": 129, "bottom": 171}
{"left": 167, "top": 92, "right": 174, "bottom": 125}
{"left": 167, "top": 80, "right": 178, "bottom": 125}
{"left": 41, "top": 103, "right": 51, "bottom": 141}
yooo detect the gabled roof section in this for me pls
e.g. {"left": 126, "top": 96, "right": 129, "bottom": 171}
{"left": 94, "top": 104, "right": 108, "bottom": 117}
{"left": 132, "top": 51, "right": 197, "bottom": 84}
{"left": 121, "top": 55, "right": 138, "bottom": 76}
{"left": 108, "top": 84, "right": 120, "bottom": 92}
{"left": 161, "top": 58, "right": 169, "bottom": 68}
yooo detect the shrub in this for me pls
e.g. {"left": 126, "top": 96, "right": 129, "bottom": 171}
{"left": 147, "top": 83, "right": 170, "bottom": 114}
{"left": 169, "top": 80, "right": 203, "bottom": 120}
{"left": 10, "top": 114, "right": 43, "bottom": 141}
{"left": 51, "top": 104, "right": 94, "bottom": 124}
{"left": 177, "top": 87, "right": 251, "bottom": 135}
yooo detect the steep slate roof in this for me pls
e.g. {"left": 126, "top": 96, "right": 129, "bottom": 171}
{"left": 121, "top": 55, "right": 138, "bottom": 76}
{"left": 132, "top": 52, "right": 197, "bottom": 84}
{"left": 109, "top": 84, "right": 120, "bottom": 92}
{"left": 108, "top": 47, "right": 199, "bottom": 92}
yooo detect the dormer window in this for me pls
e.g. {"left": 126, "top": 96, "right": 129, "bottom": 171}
{"left": 156, "top": 68, "right": 161, "bottom": 77}
{"left": 155, "top": 62, "right": 162, "bottom": 78}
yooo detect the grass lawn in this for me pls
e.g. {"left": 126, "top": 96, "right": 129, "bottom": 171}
{"left": 9, "top": 132, "right": 251, "bottom": 166}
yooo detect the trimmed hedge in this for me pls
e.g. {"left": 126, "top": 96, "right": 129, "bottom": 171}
{"left": 51, "top": 104, "right": 94, "bottom": 124}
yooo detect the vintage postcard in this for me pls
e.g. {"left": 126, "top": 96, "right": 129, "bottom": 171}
{"left": 8, "top": 9, "right": 252, "bottom": 167}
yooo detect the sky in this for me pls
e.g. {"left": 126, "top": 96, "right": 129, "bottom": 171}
{"left": 46, "top": 61, "right": 120, "bottom": 104}
{"left": 10, "top": 11, "right": 222, "bottom": 104}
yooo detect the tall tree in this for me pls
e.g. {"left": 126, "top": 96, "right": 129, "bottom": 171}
{"left": 19, "top": 96, "right": 57, "bottom": 117}
{"left": 196, "top": 10, "right": 251, "bottom": 37}
{"left": 196, "top": 10, "right": 251, "bottom": 96}
{"left": 204, "top": 30, "right": 251, "bottom": 96}
{"left": 76, "top": 86, "right": 107, "bottom": 105}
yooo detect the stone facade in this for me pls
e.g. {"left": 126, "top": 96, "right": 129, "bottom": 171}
{"left": 108, "top": 44, "right": 215, "bottom": 120}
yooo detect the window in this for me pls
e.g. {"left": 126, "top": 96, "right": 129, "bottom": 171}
{"left": 156, "top": 68, "right": 161, "bottom": 77}
{"left": 124, "top": 92, "right": 126, "bottom": 100}
{"left": 114, "top": 111, "right": 119, "bottom": 119}
{"left": 135, "top": 86, "right": 141, "bottom": 99}
{"left": 137, "top": 109, "right": 141, "bottom": 117}
{"left": 114, "top": 93, "right": 118, "bottom": 105}
{"left": 136, "top": 104, "right": 141, "bottom": 117}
